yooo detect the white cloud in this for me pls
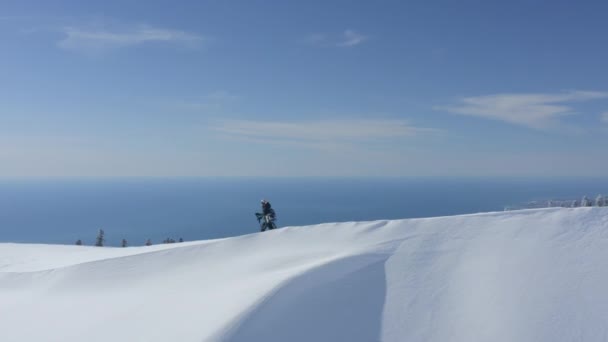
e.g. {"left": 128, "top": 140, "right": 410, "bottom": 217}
{"left": 337, "top": 30, "right": 368, "bottom": 47}
{"left": 58, "top": 25, "right": 203, "bottom": 53}
{"left": 305, "top": 30, "right": 368, "bottom": 48}
{"left": 438, "top": 91, "right": 608, "bottom": 129}
{"left": 212, "top": 119, "right": 434, "bottom": 148}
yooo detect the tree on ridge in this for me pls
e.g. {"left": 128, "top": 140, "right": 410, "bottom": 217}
{"left": 95, "top": 229, "right": 105, "bottom": 247}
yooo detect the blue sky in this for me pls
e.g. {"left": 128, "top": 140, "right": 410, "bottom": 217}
{"left": 1, "top": 0, "right": 607, "bottom": 177}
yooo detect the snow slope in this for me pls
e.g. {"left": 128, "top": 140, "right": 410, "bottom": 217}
{"left": 1, "top": 208, "right": 608, "bottom": 342}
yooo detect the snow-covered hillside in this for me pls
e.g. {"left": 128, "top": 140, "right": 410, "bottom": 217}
{"left": 1, "top": 208, "right": 608, "bottom": 342}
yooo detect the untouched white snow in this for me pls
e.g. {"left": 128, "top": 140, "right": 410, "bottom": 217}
{"left": 1, "top": 207, "right": 608, "bottom": 342}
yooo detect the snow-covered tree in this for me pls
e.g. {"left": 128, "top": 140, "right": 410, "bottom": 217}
{"left": 571, "top": 200, "right": 578, "bottom": 208}
{"left": 121, "top": 239, "right": 128, "bottom": 248}
{"left": 581, "top": 196, "right": 591, "bottom": 207}
{"left": 95, "top": 229, "right": 105, "bottom": 247}
{"left": 596, "top": 195, "right": 606, "bottom": 207}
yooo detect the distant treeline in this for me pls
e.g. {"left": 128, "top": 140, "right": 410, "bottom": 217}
{"left": 75, "top": 229, "right": 184, "bottom": 247}
{"left": 505, "top": 195, "right": 607, "bottom": 211}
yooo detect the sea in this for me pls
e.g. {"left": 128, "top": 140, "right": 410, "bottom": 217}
{"left": 1, "top": 178, "right": 607, "bottom": 246}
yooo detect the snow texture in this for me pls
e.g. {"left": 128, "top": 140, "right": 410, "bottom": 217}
{"left": 1, "top": 207, "right": 608, "bottom": 341}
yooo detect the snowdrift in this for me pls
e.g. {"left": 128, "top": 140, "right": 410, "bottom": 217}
{"left": 1, "top": 208, "right": 608, "bottom": 342}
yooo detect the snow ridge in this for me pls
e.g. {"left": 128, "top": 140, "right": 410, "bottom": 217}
{"left": 1, "top": 208, "right": 608, "bottom": 342}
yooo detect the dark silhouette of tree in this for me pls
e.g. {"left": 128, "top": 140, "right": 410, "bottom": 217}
{"left": 121, "top": 239, "right": 128, "bottom": 248}
{"left": 75, "top": 239, "right": 83, "bottom": 246}
{"left": 179, "top": 237, "right": 184, "bottom": 243}
{"left": 145, "top": 239, "right": 152, "bottom": 246}
{"left": 95, "top": 229, "right": 105, "bottom": 247}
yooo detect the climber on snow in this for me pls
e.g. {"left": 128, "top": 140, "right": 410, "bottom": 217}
{"left": 256, "top": 199, "right": 277, "bottom": 232}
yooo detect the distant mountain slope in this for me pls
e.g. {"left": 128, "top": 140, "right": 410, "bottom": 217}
{"left": 1, "top": 208, "right": 607, "bottom": 342}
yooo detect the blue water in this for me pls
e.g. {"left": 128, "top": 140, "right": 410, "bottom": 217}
{"left": 1, "top": 178, "right": 607, "bottom": 246}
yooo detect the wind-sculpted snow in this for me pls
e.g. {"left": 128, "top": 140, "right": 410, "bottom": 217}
{"left": 1, "top": 208, "right": 608, "bottom": 341}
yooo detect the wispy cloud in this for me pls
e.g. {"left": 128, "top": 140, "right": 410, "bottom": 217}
{"left": 212, "top": 119, "right": 434, "bottom": 149}
{"left": 438, "top": 91, "right": 608, "bottom": 129}
{"left": 305, "top": 29, "right": 368, "bottom": 48}
{"left": 337, "top": 30, "right": 368, "bottom": 47}
{"left": 57, "top": 24, "right": 203, "bottom": 53}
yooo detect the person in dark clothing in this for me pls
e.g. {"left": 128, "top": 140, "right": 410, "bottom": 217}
{"left": 256, "top": 199, "right": 277, "bottom": 231}
{"left": 261, "top": 200, "right": 276, "bottom": 219}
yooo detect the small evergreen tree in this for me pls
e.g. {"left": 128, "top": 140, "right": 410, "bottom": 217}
{"left": 179, "top": 237, "right": 184, "bottom": 243}
{"left": 596, "top": 195, "right": 605, "bottom": 207}
{"left": 121, "top": 239, "right": 128, "bottom": 248}
{"left": 75, "top": 239, "right": 83, "bottom": 246}
{"left": 95, "top": 229, "right": 105, "bottom": 247}
{"left": 145, "top": 239, "right": 152, "bottom": 246}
